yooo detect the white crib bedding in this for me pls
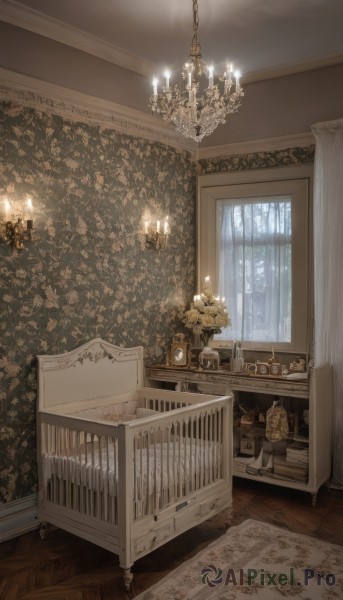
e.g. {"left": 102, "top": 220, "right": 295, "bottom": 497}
{"left": 43, "top": 438, "right": 222, "bottom": 499}
{"left": 71, "top": 401, "right": 158, "bottom": 423}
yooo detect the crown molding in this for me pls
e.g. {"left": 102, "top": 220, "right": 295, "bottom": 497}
{"left": 0, "top": 67, "right": 196, "bottom": 155}
{"left": 0, "top": 0, "right": 156, "bottom": 78}
{"left": 242, "top": 53, "right": 343, "bottom": 85}
{"left": 198, "top": 132, "right": 315, "bottom": 160}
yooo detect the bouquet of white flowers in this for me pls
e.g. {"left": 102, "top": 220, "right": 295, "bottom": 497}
{"left": 183, "top": 277, "right": 231, "bottom": 346}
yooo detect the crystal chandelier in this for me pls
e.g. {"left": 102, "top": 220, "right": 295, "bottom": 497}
{"left": 149, "top": 0, "right": 244, "bottom": 143}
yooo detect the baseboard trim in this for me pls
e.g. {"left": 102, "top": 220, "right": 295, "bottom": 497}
{"left": 0, "top": 494, "right": 39, "bottom": 543}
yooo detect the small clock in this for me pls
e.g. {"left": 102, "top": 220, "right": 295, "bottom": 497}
{"left": 170, "top": 333, "right": 189, "bottom": 367}
{"left": 256, "top": 362, "right": 270, "bottom": 376}
{"left": 270, "top": 362, "right": 283, "bottom": 376}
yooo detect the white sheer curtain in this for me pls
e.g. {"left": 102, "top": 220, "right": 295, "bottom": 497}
{"left": 312, "top": 118, "right": 343, "bottom": 488}
{"left": 217, "top": 198, "right": 292, "bottom": 342}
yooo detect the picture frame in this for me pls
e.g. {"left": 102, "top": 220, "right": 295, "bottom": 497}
{"left": 171, "top": 342, "right": 188, "bottom": 366}
{"left": 270, "top": 362, "right": 283, "bottom": 376}
{"left": 256, "top": 362, "right": 270, "bottom": 376}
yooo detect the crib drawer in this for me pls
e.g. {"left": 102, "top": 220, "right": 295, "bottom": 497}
{"left": 174, "top": 501, "right": 200, "bottom": 532}
{"left": 199, "top": 493, "right": 230, "bottom": 517}
{"left": 133, "top": 522, "right": 172, "bottom": 558}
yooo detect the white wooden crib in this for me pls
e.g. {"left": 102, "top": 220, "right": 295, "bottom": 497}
{"left": 37, "top": 338, "right": 233, "bottom": 589}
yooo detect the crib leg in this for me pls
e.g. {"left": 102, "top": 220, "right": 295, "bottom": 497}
{"left": 39, "top": 522, "right": 48, "bottom": 540}
{"left": 122, "top": 567, "right": 133, "bottom": 591}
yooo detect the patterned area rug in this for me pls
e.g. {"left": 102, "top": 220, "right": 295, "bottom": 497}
{"left": 134, "top": 519, "right": 343, "bottom": 599}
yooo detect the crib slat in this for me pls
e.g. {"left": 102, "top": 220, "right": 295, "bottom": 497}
{"left": 210, "top": 410, "right": 214, "bottom": 484}
{"left": 189, "top": 416, "right": 193, "bottom": 493}
{"left": 153, "top": 428, "right": 158, "bottom": 513}
{"left": 160, "top": 427, "right": 163, "bottom": 511}
{"left": 221, "top": 407, "right": 224, "bottom": 479}
{"left": 204, "top": 412, "right": 209, "bottom": 486}
{"left": 166, "top": 426, "right": 171, "bottom": 504}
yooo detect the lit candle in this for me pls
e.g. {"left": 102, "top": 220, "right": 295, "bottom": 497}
{"left": 164, "top": 70, "right": 171, "bottom": 89}
{"left": 208, "top": 65, "right": 214, "bottom": 88}
{"left": 225, "top": 64, "right": 233, "bottom": 88}
{"left": 234, "top": 70, "right": 241, "bottom": 92}
{"left": 144, "top": 220, "right": 149, "bottom": 234}
{"left": 164, "top": 216, "right": 169, "bottom": 235}
{"left": 26, "top": 197, "right": 33, "bottom": 230}
{"left": 187, "top": 69, "right": 192, "bottom": 88}
{"left": 156, "top": 220, "right": 160, "bottom": 233}
{"left": 26, "top": 197, "right": 33, "bottom": 216}
{"left": 152, "top": 78, "right": 158, "bottom": 96}
{"left": 4, "top": 198, "right": 11, "bottom": 222}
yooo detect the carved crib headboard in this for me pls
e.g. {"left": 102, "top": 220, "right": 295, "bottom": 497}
{"left": 37, "top": 338, "right": 144, "bottom": 411}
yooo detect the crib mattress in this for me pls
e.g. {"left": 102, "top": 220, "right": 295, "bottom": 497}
{"left": 43, "top": 438, "right": 221, "bottom": 498}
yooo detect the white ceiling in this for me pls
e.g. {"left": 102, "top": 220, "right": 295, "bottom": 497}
{"left": 1, "top": 0, "right": 343, "bottom": 83}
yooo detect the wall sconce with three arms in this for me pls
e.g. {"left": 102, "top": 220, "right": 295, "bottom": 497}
{"left": 2, "top": 197, "right": 34, "bottom": 250}
{"left": 144, "top": 215, "right": 170, "bottom": 250}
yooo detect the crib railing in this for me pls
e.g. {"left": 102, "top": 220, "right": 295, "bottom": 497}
{"left": 125, "top": 395, "right": 230, "bottom": 520}
{"left": 38, "top": 394, "right": 230, "bottom": 530}
{"left": 38, "top": 414, "right": 121, "bottom": 525}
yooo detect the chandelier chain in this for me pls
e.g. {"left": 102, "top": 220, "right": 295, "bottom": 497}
{"left": 193, "top": 0, "right": 199, "bottom": 38}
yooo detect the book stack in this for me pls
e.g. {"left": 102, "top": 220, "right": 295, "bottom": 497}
{"left": 233, "top": 456, "right": 255, "bottom": 473}
{"left": 273, "top": 445, "right": 309, "bottom": 481}
{"left": 286, "top": 441, "right": 309, "bottom": 466}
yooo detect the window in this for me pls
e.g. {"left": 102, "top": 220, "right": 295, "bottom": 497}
{"left": 197, "top": 166, "right": 312, "bottom": 352}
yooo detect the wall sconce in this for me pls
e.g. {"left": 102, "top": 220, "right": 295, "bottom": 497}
{"left": 2, "top": 197, "right": 34, "bottom": 250}
{"left": 144, "top": 216, "right": 170, "bottom": 250}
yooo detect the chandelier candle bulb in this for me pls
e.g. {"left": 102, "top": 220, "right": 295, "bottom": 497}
{"left": 187, "top": 70, "right": 192, "bottom": 88}
{"left": 163, "top": 217, "right": 169, "bottom": 235}
{"left": 152, "top": 78, "right": 158, "bottom": 96}
{"left": 208, "top": 65, "right": 214, "bottom": 88}
{"left": 235, "top": 70, "right": 241, "bottom": 92}
{"left": 164, "top": 70, "right": 171, "bottom": 89}
{"left": 156, "top": 220, "right": 160, "bottom": 233}
{"left": 144, "top": 220, "right": 149, "bottom": 234}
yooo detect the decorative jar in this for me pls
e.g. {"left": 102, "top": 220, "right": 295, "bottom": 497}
{"left": 199, "top": 346, "right": 220, "bottom": 371}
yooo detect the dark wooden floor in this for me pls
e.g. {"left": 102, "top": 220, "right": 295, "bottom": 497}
{"left": 1, "top": 479, "right": 343, "bottom": 600}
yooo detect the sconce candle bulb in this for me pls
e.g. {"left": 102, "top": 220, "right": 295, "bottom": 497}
{"left": 4, "top": 198, "right": 11, "bottom": 222}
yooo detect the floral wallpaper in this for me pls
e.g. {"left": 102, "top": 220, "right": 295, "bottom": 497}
{"left": 197, "top": 144, "right": 315, "bottom": 175}
{"left": 0, "top": 99, "right": 196, "bottom": 503}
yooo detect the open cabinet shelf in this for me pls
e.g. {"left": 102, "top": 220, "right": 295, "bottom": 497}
{"left": 145, "top": 364, "right": 331, "bottom": 506}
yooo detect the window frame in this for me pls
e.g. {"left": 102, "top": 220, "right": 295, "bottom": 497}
{"left": 197, "top": 165, "right": 313, "bottom": 353}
